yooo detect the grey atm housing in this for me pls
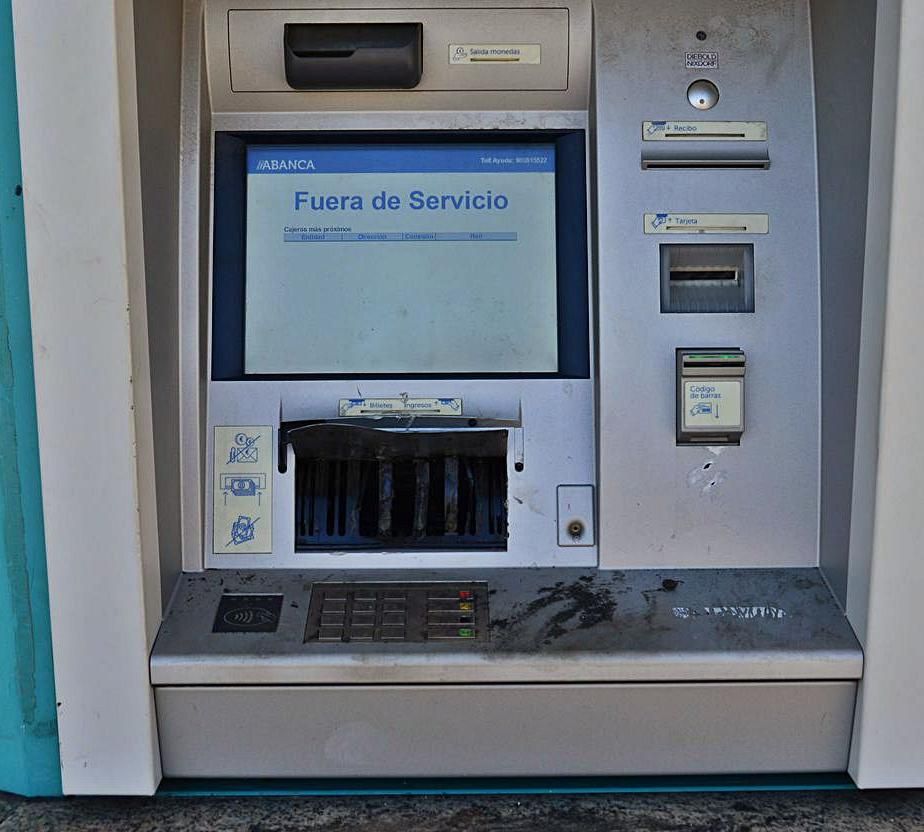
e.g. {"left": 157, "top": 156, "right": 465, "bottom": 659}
{"left": 135, "top": 0, "right": 878, "bottom": 779}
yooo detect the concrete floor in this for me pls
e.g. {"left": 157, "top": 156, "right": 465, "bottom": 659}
{"left": 2, "top": 789, "right": 924, "bottom": 831}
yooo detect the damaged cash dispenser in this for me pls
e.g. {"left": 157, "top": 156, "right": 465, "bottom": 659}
{"left": 142, "top": 0, "right": 868, "bottom": 782}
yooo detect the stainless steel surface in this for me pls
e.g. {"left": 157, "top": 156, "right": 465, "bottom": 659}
{"left": 203, "top": 126, "right": 595, "bottom": 566}
{"left": 811, "top": 0, "right": 879, "bottom": 608}
{"left": 134, "top": 0, "right": 184, "bottom": 610}
{"left": 203, "top": 0, "right": 592, "bottom": 114}
{"left": 178, "top": 0, "right": 209, "bottom": 574}
{"left": 188, "top": 0, "right": 597, "bottom": 571}
{"left": 595, "top": 0, "right": 822, "bottom": 569}
{"left": 228, "top": 7, "right": 569, "bottom": 92}
{"left": 206, "top": 379, "right": 595, "bottom": 570}
{"left": 155, "top": 681, "right": 858, "bottom": 777}
{"left": 151, "top": 567, "right": 862, "bottom": 685}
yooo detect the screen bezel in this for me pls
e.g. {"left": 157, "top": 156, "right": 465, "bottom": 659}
{"left": 212, "top": 130, "right": 590, "bottom": 380}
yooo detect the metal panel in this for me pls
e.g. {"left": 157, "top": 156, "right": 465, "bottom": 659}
{"left": 205, "top": 380, "right": 595, "bottom": 569}
{"left": 177, "top": 0, "right": 210, "bottom": 576}
{"left": 845, "top": 0, "right": 900, "bottom": 647}
{"left": 181, "top": 4, "right": 591, "bottom": 568}
{"left": 134, "top": 0, "right": 185, "bottom": 611}
{"left": 155, "top": 682, "right": 857, "bottom": 777}
{"left": 181, "top": 3, "right": 597, "bottom": 572}
{"left": 595, "top": 0, "right": 821, "bottom": 569}
{"left": 811, "top": 0, "right": 878, "bottom": 607}
{"left": 228, "top": 8, "right": 570, "bottom": 92}
{"left": 151, "top": 567, "right": 862, "bottom": 685}
{"left": 203, "top": 0, "right": 592, "bottom": 114}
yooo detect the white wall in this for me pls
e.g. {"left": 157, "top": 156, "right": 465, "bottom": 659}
{"left": 848, "top": 0, "right": 924, "bottom": 788}
{"left": 11, "top": 0, "right": 162, "bottom": 794}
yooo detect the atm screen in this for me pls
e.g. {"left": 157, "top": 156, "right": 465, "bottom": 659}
{"left": 242, "top": 143, "right": 560, "bottom": 375}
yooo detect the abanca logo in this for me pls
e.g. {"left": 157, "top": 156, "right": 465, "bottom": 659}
{"left": 256, "top": 158, "right": 316, "bottom": 171}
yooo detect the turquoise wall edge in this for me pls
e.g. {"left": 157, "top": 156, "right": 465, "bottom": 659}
{"left": 0, "top": 0, "right": 62, "bottom": 798}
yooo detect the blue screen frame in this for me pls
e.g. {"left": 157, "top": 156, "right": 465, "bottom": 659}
{"left": 212, "top": 131, "right": 590, "bottom": 380}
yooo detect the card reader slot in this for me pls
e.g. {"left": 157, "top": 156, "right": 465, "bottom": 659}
{"left": 669, "top": 267, "right": 739, "bottom": 284}
{"left": 661, "top": 244, "right": 755, "bottom": 313}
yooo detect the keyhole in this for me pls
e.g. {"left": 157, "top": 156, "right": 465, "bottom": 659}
{"left": 568, "top": 520, "right": 585, "bottom": 539}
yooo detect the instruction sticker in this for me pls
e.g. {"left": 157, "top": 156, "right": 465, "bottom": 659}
{"left": 682, "top": 380, "right": 743, "bottom": 433}
{"left": 644, "top": 213, "right": 769, "bottom": 234}
{"left": 643, "top": 121, "right": 767, "bottom": 141}
{"left": 449, "top": 44, "right": 541, "bottom": 64}
{"left": 339, "top": 397, "right": 462, "bottom": 416}
{"left": 213, "top": 426, "right": 273, "bottom": 555}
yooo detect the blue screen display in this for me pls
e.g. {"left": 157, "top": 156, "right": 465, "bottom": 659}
{"left": 243, "top": 143, "right": 560, "bottom": 375}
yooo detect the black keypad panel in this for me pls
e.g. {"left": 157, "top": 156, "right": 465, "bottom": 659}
{"left": 212, "top": 594, "right": 284, "bottom": 633}
{"left": 304, "top": 582, "right": 489, "bottom": 643}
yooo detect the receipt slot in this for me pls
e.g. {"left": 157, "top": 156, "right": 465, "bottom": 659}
{"left": 676, "top": 349, "right": 746, "bottom": 445}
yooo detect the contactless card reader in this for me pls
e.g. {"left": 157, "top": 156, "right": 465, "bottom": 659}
{"left": 677, "top": 349, "right": 746, "bottom": 445}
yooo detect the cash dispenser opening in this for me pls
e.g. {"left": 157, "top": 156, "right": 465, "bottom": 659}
{"left": 285, "top": 424, "right": 509, "bottom": 550}
{"left": 141, "top": 0, "right": 865, "bottom": 783}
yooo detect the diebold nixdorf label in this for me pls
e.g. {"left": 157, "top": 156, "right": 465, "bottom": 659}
{"left": 686, "top": 51, "right": 719, "bottom": 69}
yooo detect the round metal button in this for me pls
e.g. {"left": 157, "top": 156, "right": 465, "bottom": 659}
{"left": 687, "top": 79, "right": 719, "bottom": 110}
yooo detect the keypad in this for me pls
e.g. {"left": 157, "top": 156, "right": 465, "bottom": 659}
{"left": 304, "top": 583, "right": 488, "bottom": 643}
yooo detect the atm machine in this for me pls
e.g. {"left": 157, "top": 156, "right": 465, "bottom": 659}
{"left": 137, "top": 0, "right": 873, "bottom": 779}
{"left": 19, "top": 0, "right": 914, "bottom": 792}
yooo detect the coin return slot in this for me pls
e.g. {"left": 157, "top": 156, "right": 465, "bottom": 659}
{"left": 283, "top": 23, "right": 423, "bottom": 90}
